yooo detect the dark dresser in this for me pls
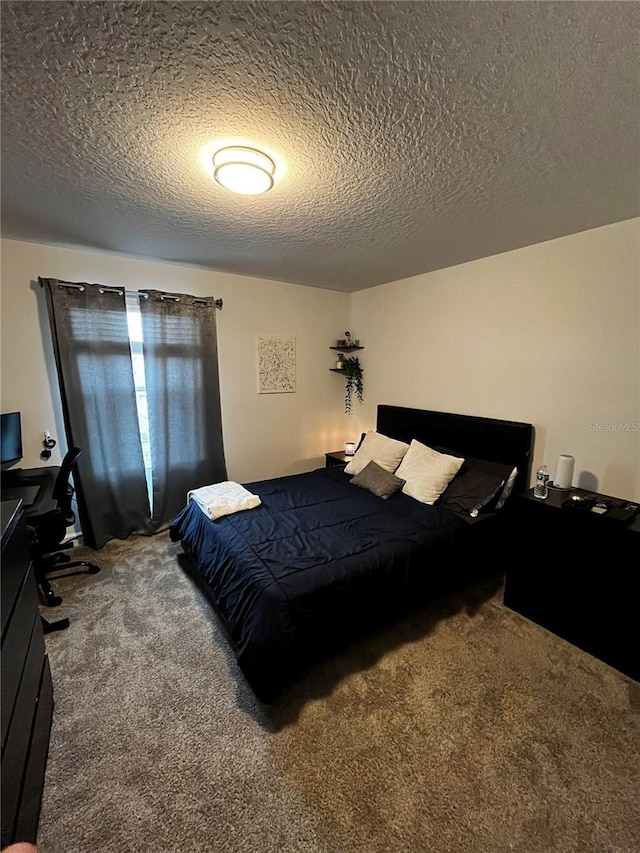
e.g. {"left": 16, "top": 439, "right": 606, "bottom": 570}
{"left": 504, "top": 487, "right": 639, "bottom": 682}
{"left": 1, "top": 499, "right": 53, "bottom": 847}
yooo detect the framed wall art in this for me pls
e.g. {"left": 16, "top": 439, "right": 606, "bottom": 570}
{"left": 256, "top": 335, "right": 296, "bottom": 394}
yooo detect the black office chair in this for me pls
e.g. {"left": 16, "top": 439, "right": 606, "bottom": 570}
{"left": 28, "top": 447, "right": 100, "bottom": 613}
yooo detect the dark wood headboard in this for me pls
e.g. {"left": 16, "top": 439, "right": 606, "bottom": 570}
{"left": 376, "top": 405, "right": 534, "bottom": 495}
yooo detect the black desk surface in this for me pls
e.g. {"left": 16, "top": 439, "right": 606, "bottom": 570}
{"left": 1, "top": 499, "right": 22, "bottom": 546}
{"left": 1, "top": 467, "right": 60, "bottom": 517}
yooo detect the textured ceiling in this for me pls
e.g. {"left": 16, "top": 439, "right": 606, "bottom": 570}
{"left": 1, "top": 1, "right": 638, "bottom": 292}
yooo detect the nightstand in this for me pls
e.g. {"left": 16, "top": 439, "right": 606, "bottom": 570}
{"left": 325, "top": 451, "right": 349, "bottom": 470}
{"left": 504, "top": 487, "right": 639, "bottom": 681}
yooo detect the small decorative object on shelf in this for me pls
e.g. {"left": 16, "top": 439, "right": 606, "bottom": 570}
{"left": 345, "top": 441, "right": 356, "bottom": 456}
{"left": 533, "top": 464, "right": 549, "bottom": 499}
{"left": 329, "top": 333, "right": 364, "bottom": 353}
{"left": 336, "top": 353, "right": 344, "bottom": 369}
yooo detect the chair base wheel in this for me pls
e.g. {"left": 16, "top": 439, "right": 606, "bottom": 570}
{"left": 42, "top": 616, "right": 70, "bottom": 633}
{"left": 43, "top": 590, "right": 63, "bottom": 607}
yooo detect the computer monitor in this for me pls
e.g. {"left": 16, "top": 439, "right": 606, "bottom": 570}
{"left": 1, "top": 411, "right": 23, "bottom": 467}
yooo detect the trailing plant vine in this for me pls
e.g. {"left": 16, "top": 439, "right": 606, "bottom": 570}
{"left": 342, "top": 356, "right": 363, "bottom": 415}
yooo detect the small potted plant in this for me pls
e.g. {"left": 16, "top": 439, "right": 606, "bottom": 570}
{"left": 342, "top": 356, "right": 363, "bottom": 414}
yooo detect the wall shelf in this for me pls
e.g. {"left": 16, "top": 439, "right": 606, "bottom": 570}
{"left": 330, "top": 341, "right": 363, "bottom": 374}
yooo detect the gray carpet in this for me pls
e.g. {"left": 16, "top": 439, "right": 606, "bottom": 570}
{"left": 38, "top": 532, "right": 640, "bottom": 853}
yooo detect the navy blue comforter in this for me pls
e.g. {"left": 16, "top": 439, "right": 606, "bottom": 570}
{"left": 170, "top": 466, "right": 474, "bottom": 700}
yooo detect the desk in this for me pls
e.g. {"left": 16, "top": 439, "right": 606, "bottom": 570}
{"left": 1, "top": 467, "right": 61, "bottom": 606}
{"left": 1, "top": 466, "right": 60, "bottom": 517}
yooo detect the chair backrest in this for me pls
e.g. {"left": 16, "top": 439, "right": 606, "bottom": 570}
{"left": 52, "top": 447, "right": 82, "bottom": 503}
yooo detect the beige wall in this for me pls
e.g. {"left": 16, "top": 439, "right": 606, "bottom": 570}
{"left": 350, "top": 219, "right": 640, "bottom": 501}
{"left": 0, "top": 238, "right": 350, "bottom": 482}
{"left": 3, "top": 220, "right": 639, "bottom": 501}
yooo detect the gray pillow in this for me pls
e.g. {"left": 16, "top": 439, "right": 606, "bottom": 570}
{"left": 350, "top": 460, "right": 406, "bottom": 499}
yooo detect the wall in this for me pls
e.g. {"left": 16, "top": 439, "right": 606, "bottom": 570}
{"left": 0, "top": 238, "right": 349, "bottom": 482}
{"left": 350, "top": 219, "right": 640, "bottom": 501}
{"left": 3, "top": 220, "right": 638, "bottom": 501}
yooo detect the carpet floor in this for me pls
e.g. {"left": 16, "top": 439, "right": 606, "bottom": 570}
{"left": 37, "top": 531, "right": 639, "bottom": 853}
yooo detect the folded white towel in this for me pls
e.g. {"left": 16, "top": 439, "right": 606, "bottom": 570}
{"left": 187, "top": 481, "right": 261, "bottom": 521}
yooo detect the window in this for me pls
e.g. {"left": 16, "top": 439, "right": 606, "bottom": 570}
{"left": 125, "top": 293, "right": 153, "bottom": 511}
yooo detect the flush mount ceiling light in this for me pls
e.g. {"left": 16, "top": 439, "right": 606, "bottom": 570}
{"left": 212, "top": 146, "right": 275, "bottom": 195}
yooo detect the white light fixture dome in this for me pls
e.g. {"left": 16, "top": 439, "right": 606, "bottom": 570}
{"left": 213, "top": 146, "right": 275, "bottom": 195}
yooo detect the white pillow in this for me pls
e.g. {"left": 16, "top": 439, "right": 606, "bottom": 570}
{"left": 394, "top": 440, "right": 465, "bottom": 505}
{"left": 494, "top": 466, "right": 518, "bottom": 510}
{"left": 343, "top": 431, "right": 410, "bottom": 475}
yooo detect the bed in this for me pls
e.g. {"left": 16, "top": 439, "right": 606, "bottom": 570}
{"left": 170, "top": 405, "right": 534, "bottom": 701}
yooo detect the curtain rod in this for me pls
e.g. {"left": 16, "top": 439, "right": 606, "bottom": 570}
{"left": 48, "top": 280, "right": 222, "bottom": 309}
{"left": 138, "top": 293, "right": 223, "bottom": 310}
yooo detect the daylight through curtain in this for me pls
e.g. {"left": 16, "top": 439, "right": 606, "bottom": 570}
{"left": 138, "top": 289, "right": 227, "bottom": 530}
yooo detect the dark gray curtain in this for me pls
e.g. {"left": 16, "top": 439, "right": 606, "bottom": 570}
{"left": 139, "top": 290, "right": 227, "bottom": 530}
{"left": 41, "top": 278, "right": 151, "bottom": 549}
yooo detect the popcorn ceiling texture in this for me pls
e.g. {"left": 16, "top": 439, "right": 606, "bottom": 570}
{"left": 1, "top": 1, "right": 638, "bottom": 291}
